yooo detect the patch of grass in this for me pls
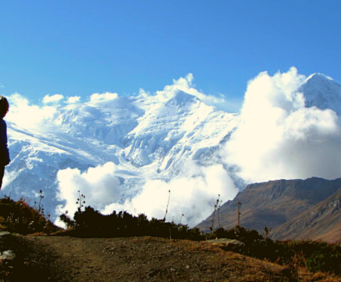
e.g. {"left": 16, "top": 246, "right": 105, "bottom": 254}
{"left": 0, "top": 196, "right": 60, "bottom": 235}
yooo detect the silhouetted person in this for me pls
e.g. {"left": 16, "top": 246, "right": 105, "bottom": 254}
{"left": 0, "top": 96, "right": 10, "bottom": 189}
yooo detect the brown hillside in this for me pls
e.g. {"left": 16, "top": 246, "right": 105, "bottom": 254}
{"left": 272, "top": 188, "right": 341, "bottom": 242}
{"left": 0, "top": 234, "right": 320, "bottom": 281}
{"left": 197, "top": 177, "right": 341, "bottom": 234}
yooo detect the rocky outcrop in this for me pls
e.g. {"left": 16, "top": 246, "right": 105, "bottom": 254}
{"left": 206, "top": 238, "right": 245, "bottom": 252}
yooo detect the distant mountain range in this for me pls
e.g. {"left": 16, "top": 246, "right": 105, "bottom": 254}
{"left": 197, "top": 177, "right": 341, "bottom": 242}
{"left": 3, "top": 72, "right": 341, "bottom": 230}
{"left": 4, "top": 85, "right": 239, "bottom": 222}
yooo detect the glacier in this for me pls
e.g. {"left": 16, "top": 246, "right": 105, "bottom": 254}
{"left": 3, "top": 84, "right": 240, "bottom": 225}
{"left": 3, "top": 70, "right": 341, "bottom": 226}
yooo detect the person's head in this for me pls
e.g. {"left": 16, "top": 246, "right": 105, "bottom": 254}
{"left": 0, "top": 96, "right": 9, "bottom": 118}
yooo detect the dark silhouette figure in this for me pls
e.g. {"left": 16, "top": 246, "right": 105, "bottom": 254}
{"left": 0, "top": 96, "right": 10, "bottom": 189}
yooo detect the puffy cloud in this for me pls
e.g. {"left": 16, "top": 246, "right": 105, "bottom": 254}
{"left": 65, "top": 96, "right": 81, "bottom": 104}
{"left": 42, "top": 94, "right": 64, "bottom": 104}
{"left": 56, "top": 162, "right": 121, "bottom": 217}
{"left": 102, "top": 163, "right": 238, "bottom": 227}
{"left": 222, "top": 67, "right": 341, "bottom": 183}
{"left": 7, "top": 93, "right": 58, "bottom": 128}
{"left": 55, "top": 161, "right": 238, "bottom": 228}
{"left": 90, "top": 92, "right": 118, "bottom": 102}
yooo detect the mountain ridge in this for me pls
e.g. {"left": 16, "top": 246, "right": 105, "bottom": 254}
{"left": 4, "top": 88, "right": 239, "bottom": 225}
{"left": 197, "top": 177, "right": 341, "bottom": 242}
{"left": 3, "top": 71, "right": 341, "bottom": 229}
{"left": 272, "top": 185, "right": 341, "bottom": 242}
{"left": 299, "top": 73, "right": 341, "bottom": 114}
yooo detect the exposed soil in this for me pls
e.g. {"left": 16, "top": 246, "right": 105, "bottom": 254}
{"left": 0, "top": 234, "right": 338, "bottom": 281}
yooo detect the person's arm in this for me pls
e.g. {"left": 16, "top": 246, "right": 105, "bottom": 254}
{"left": 0, "top": 120, "right": 10, "bottom": 166}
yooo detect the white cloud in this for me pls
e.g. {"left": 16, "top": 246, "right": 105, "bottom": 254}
{"left": 42, "top": 94, "right": 64, "bottom": 104}
{"left": 7, "top": 93, "right": 58, "bottom": 128}
{"left": 138, "top": 88, "right": 150, "bottom": 97}
{"left": 10, "top": 69, "right": 341, "bottom": 229}
{"left": 101, "top": 162, "right": 238, "bottom": 227}
{"left": 56, "top": 162, "right": 121, "bottom": 217}
{"left": 65, "top": 96, "right": 81, "bottom": 104}
{"left": 55, "top": 160, "right": 238, "bottom": 228}
{"left": 90, "top": 92, "right": 118, "bottom": 102}
{"left": 222, "top": 67, "right": 341, "bottom": 183}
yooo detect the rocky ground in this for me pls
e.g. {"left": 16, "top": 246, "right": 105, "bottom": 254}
{"left": 0, "top": 233, "right": 338, "bottom": 282}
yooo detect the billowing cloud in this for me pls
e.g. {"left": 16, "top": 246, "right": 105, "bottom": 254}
{"left": 7, "top": 93, "right": 58, "bottom": 128}
{"left": 222, "top": 67, "right": 341, "bottom": 183}
{"left": 65, "top": 96, "right": 81, "bottom": 104}
{"left": 43, "top": 94, "right": 64, "bottom": 104}
{"left": 55, "top": 160, "right": 238, "bottom": 227}
{"left": 9, "top": 69, "right": 341, "bottom": 229}
{"left": 56, "top": 162, "right": 121, "bottom": 217}
{"left": 90, "top": 92, "right": 118, "bottom": 102}
{"left": 101, "top": 163, "right": 238, "bottom": 227}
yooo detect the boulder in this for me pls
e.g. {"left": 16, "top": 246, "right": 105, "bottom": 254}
{"left": 207, "top": 238, "right": 245, "bottom": 252}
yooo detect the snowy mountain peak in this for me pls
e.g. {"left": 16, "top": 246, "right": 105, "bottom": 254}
{"left": 299, "top": 73, "right": 341, "bottom": 114}
{"left": 166, "top": 91, "right": 198, "bottom": 105}
{"left": 4, "top": 69, "right": 341, "bottom": 228}
{"left": 4, "top": 88, "right": 239, "bottom": 226}
{"left": 305, "top": 73, "right": 334, "bottom": 82}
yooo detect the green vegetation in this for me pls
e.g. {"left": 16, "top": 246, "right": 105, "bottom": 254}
{"left": 290, "top": 240, "right": 341, "bottom": 274}
{"left": 211, "top": 226, "right": 341, "bottom": 275}
{"left": 0, "top": 194, "right": 340, "bottom": 276}
{"left": 60, "top": 205, "right": 203, "bottom": 240}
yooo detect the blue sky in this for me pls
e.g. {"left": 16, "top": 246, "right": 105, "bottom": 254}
{"left": 1, "top": 0, "right": 341, "bottom": 109}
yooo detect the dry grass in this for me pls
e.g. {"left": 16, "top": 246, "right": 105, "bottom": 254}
{"left": 0, "top": 234, "right": 340, "bottom": 281}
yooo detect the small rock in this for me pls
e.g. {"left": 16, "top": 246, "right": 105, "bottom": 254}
{"left": 186, "top": 265, "right": 190, "bottom": 269}
{"left": 207, "top": 238, "right": 245, "bottom": 252}
{"left": 0, "top": 250, "right": 16, "bottom": 261}
{"left": 0, "top": 232, "right": 11, "bottom": 239}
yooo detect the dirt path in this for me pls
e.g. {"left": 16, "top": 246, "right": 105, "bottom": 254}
{"left": 0, "top": 234, "right": 329, "bottom": 281}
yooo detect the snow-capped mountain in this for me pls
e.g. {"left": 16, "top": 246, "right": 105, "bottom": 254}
{"left": 3, "top": 71, "right": 341, "bottom": 226}
{"left": 299, "top": 73, "right": 341, "bottom": 114}
{"left": 4, "top": 87, "right": 239, "bottom": 222}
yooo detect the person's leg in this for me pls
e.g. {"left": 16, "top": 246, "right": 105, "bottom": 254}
{"left": 0, "top": 165, "right": 5, "bottom": 189}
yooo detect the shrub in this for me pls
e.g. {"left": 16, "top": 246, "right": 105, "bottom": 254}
{"left": 305, "top": 250, "right": 341, "bottom": 274}
{"left": 0, "top": 196, "right": 60, "bottom": 234}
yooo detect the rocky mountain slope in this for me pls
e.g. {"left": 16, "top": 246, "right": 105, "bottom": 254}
{"left": 272, "top": 187, "right": 341, "bottom": 242}
{"left": 197, "top": 177, "right": 341, "bottom": 242}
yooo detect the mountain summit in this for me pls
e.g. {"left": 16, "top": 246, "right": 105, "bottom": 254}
{"left": 4, "top": 89, "right": 239, "bottom": 224}
{"left": 3, "top": 71, "right": 341, "bottom": 226}
{"left": 299, "top": 73, "right": 341, "bottom": 114}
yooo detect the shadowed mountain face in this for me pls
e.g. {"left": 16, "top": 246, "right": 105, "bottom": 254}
{"left": 196, "top": 177, "right": 341, "bottom": 241}
{"left": 272, "top": 188, "right": 341, "bottom": 242}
